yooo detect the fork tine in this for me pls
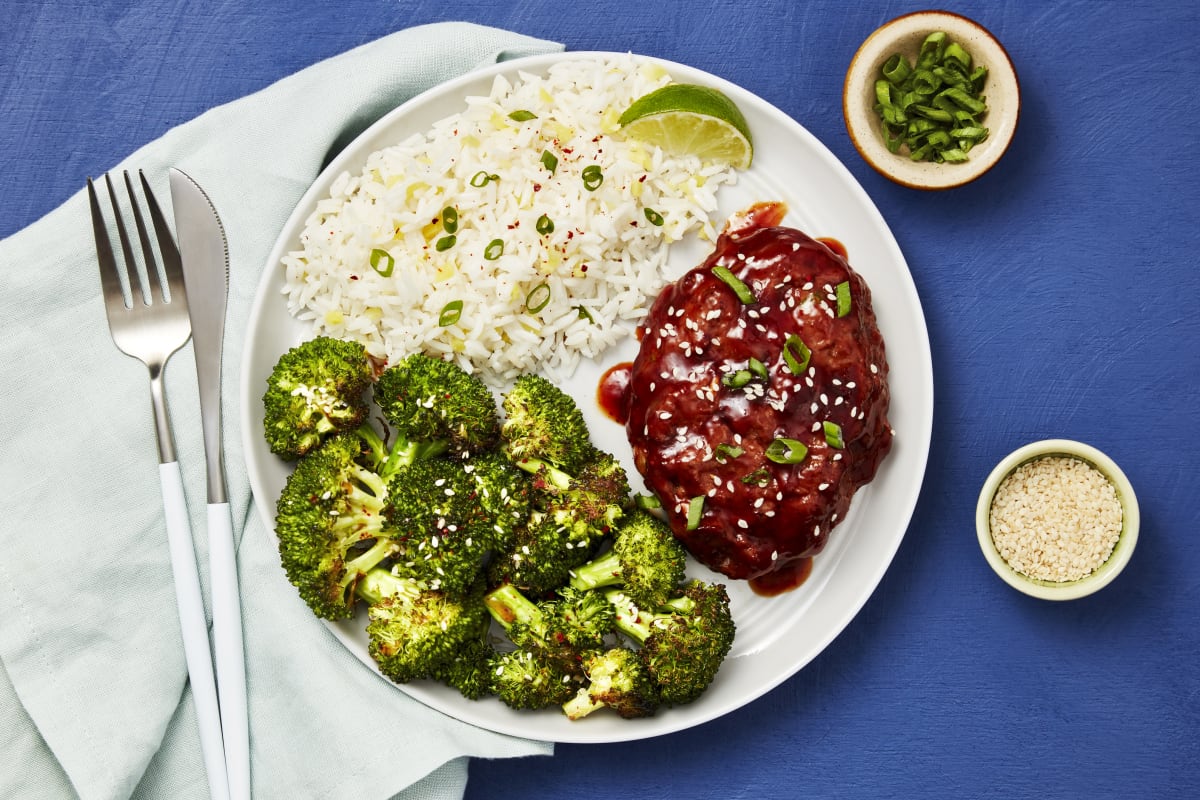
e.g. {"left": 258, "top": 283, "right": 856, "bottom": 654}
{"left": 123, "top": 170, "right": 166, "bottom": 305}
{"left": 88, "top": 176, "right": 129, "bottom": 316}
{"left": 138, "top": 170, "right": 186, "bottom": 306}
{"left": 104, "top": 172, "right": 146, "bottom": 306}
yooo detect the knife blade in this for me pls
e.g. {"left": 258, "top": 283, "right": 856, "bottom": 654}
{"left": 170, "top": 168, "right": 250, "bottom": 800}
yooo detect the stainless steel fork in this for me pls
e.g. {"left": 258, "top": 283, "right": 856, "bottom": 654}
{"left": 88, "top": 171, "right": 231, "bottom": 800}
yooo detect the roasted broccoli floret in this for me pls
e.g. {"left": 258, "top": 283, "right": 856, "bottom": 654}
{"left": 562, "top": 647, "right": 659, "bottom": 720}
{"left": 274, "top": 429, "right": 396, "bottom": 619}
{"left": 607, "top": 580, "right": 736, "bottom": 706}
{"left": 484, "top": 583, "right": 591, "bottom": 710}
{"left": 489, "top": 646, "right": 581, "bottom": 710}
{"left": 430, "top": 635, "right": 497, "bottom": 701}
{"left": 484, "top": 584, "right": 588, "bottom": 674}
{"left": 374, "top": 353, "right": 500, "bottom": 457}
{"left": 486, "top": 509, "right": 593, "bottom": 595}
{"left": 386, "top": 458, "right": 496, "bottom": 596}
{"left": 548, "top": 585, "right": 617, "bottom": 651}
{"left": 356, "top": 568, "right": 489, "bottom": 685}
{"left": 500, "top": 374, "right": 596, "bottom": 472}
{"left": 463, "top": 450, "right": 533, "bottom": 554}
{"left": 263, "top": 336, "right": 373, "bottom": 459}
{"left": 519, "top": 450, "right": 630, "bottom": 545}
{"left": 570, "top": 510, "right": 687, "bottom": 608}
{"left": 489, "top": 448, "right": 629, "bottom": 595}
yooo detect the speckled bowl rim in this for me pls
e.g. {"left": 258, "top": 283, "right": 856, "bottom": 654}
{"left": 843, "top": 10, "right": 1020, "bottom": 190}
{"left": 975, "top": 439, "right": 1139, "bottom": 600}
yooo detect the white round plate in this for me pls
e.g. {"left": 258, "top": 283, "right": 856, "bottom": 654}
{"left": 240, "top": 51, "right": 934, "bottom": 744}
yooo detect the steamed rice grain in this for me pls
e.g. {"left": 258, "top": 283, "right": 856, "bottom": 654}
{"left": 280, "top": 55, "right": 739, "bottom": 383}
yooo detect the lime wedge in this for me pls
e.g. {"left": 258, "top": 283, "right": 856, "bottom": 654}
{"left": 618, "top": 84, "right": 753, "bottom": 169}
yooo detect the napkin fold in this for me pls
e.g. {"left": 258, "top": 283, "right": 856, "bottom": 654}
{"left": 0, "top": 22, "right": 561, "bottom": 800}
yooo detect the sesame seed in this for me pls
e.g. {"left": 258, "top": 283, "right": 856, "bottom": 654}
{"left": 989, "top": 456, "right": 1123, "bottom": 582}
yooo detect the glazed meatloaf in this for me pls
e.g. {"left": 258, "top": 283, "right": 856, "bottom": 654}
{"left": 625, "top": 203, "right": 892, "bottom": 581}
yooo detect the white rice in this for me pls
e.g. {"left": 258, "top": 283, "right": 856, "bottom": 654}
{"left": 281, "top": 55, "right": 739, "bottom": 383}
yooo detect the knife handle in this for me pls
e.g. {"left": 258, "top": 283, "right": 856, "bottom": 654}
{"left": 160, "top": 462, "right": 230, "bottom": 800}
{"left": 208, "top": 501, "right": 250, "bottom": 800}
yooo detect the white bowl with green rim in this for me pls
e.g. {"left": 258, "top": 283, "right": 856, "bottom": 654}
{"left": 843, "top": 10, "right": 1020, "bottom": 189}
{"left": 975, "top": 439, "right": 1139, "bottom": 600}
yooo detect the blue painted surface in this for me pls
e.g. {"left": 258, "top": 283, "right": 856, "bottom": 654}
{"left": 4, "top": 1, "right": 1198, "bottom": 797}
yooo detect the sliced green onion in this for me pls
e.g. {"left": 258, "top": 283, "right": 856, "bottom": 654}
{"left": 508, "top": 109, "right": 537, "bottom": 121}
{"left": 484, "top": 238, "right": 504, "bottom": 261}
{"left": 939, "top": 86, "right": 987, "bottom": 115}
{"left": 644, "top": 207, "right": 664, "bottom": 226}
{"left": 711, "top": 265, "right": 755, "bottom": 304}
{"left": 881, "top": 53, "right": 911, "bottom": 84}
{"left": 469, "top": 170, "right": 497, "bottom": 187}
{"left": 581, "top": 164, "right": 604, "bottom": 191}
{"left": 722, "top": 369, "right": 753, "bottom": 389}
{"left": 823, "top": 421, "right": 845, "bottom": 449}
{"left": 874, "top": 31, "right": 989, "bottom": 163}
{"left": 714, "top": 443, "right": 744, "bottom": 463}
{"left": 540, "top": 150, "right": 558, "bottom": 174}
{"left": 369, "top": 248, "right": 394, "bottom": 277}
{"left": 748, "top": 357, "right": 768, "bottom": 380}
{"left": 765, "top": 438, "right": 808, "bottom": 465}
{"left": 535, "top": 214, "right": 554, "bottom": 235}
{"left": 918, "top": 31, "right": 947, "bottom": 68}
{"left": 435, "top": 235, "right": 456, "bottom": 252}
{"left": 525, "top": 282, "right": 551, "bottom": 313}
{"left": 835, "top": 281, "right": 851, "bottom": 317}
{"left": 741, "top": 468, "right": 772, "bottom": 487}
{"left": 441, "top": 206, "right": 458, "bottom": 234}
{"left": 438, "top": 300, "right": 463, "bottom": 327}
{"left": 685, "top": 496, "right": 704, "bottom": 530}
{"left": 783, "top": 334, "right": 811, "bottom": 375}
{"left": 943, "top": 45, "right": 972, "bottom": 72}
{"left": 635, "top": 493, "right": 661, "bottom": 510}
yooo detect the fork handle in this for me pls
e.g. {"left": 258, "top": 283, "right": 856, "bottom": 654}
{"left": 160, "top": 462, "right": 231, "bottom": 800}
{"left": 208, "top": 502, "right": 250, "bottom": 800}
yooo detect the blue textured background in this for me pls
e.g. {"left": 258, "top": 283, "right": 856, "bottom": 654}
{"left": 4, "top": 1, "right": 1198, "bottom": 798}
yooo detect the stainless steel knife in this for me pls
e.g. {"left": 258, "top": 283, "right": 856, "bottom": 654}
{"left": 170, "top": 168, "right": 250, "bottom": 800}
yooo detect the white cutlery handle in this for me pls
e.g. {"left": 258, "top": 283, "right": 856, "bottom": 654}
{"left": 160, "top": 462, "right": 230, "bottom": 800}
{"left": 209, "top": 502, "right": 250, "bottom": 800}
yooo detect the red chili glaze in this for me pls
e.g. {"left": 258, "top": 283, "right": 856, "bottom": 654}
{"left": 750, "top": 556, "right": 813, "bottom": 596}
{"left": 625, "top": 202, "right": 892, "bottom": 582}
{"left": 597, "top": 362, "right": 633, "bottom": 424}
{"left": 816, "top": 237, "right": 848, "bottom": 260}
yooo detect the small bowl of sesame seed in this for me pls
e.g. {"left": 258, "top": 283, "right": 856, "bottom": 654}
{"left": 975, "top": 439, "right": 1139, "bottom": 600}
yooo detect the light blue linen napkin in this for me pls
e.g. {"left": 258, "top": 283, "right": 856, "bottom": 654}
{"left": 0, "top": 22, "right": 561, "bottom": 800}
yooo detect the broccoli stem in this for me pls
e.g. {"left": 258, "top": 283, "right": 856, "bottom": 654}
{"left": 514, "top": 458, "right": 572, "bottom": 492}
{"left": 562, "top": 687, "right": 604, "bottom": 720}
{"left": 568, "top": 550, "right": 623, "bottom": 592}
{"left": 358, "top": 425, "right": 448, "bottom": 481}
{"left": 484, "top": 583, "right": 541, "bottom": 630}
{"left": 606, "top": 589, "right": 695, "bottom": 643}
{"left": 355, "top": 566, "right": 419, "bottom": 606}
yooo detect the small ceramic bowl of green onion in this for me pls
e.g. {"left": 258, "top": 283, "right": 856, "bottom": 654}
{"left": 843, "top": 10, "right": 1020, "bottom": 189}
